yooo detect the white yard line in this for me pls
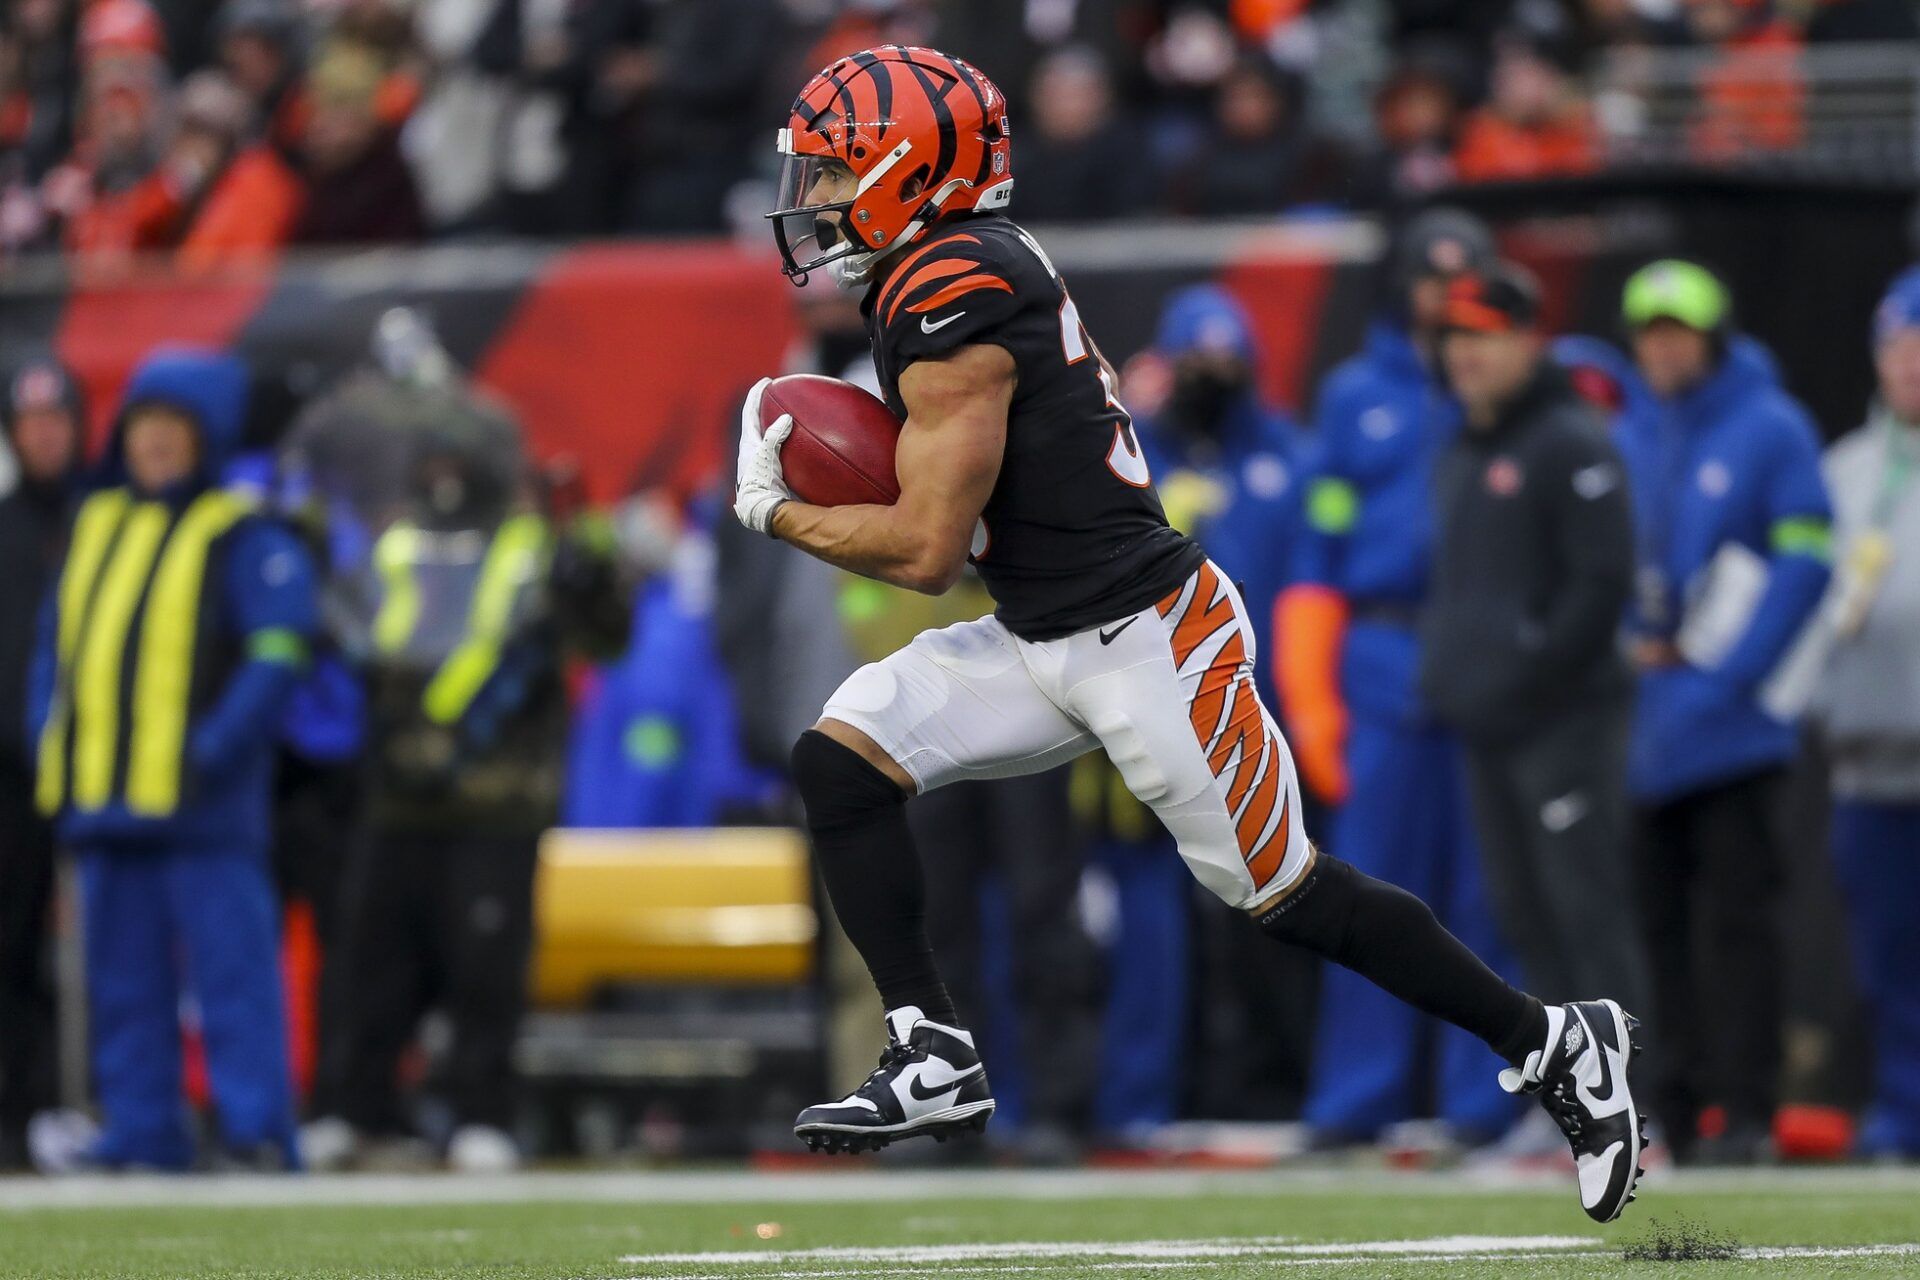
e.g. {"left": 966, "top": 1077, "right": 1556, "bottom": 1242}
{"left": 5, "top": 1165, "right": 1920, "bottom": 1211}
{"left": 625, "top": 1241, "right": 1920, "bottom": 1280}
{"left": 616, "top": 1234, "right": 1599, "bottom": 1267}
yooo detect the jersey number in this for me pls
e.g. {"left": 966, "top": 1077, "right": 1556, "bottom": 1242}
{"left": 1057, "top": 290, "right": 1151, "bottom": 488}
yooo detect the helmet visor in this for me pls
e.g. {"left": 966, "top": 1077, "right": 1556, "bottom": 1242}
{"left": 768, "top": 150, "right": 859, "bottom": 280}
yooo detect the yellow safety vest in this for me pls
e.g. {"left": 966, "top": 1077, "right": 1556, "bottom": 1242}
{"left": 36, "top": 487, "right": 258, "bottom": 818}
{"left": 371, "top": 512, "right": 551, "bottom": 726}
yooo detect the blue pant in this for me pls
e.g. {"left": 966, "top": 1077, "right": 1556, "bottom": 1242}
{"left": 1831, "top": 800, "right": 1920, "bottom": 1157}
{"left": 80, "top": 841, "right": 296, "bottom": 1169}
{"left": 1303, "top": 718, "right": 1518, "bottom": 1140}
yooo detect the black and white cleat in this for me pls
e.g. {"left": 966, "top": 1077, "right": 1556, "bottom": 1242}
{"left": 794, "top": 1006, "right": 996, "bottom": 1155}
{"left": 1501, "top": 999, "right": 1648, "bottom": 1223}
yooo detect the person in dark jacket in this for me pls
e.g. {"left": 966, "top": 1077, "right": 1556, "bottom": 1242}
{"left": 28, "top": 348, "right": 317, "bottom": 1170}
{"left": 1422, "top": 265, "right": 1647, "bottom": 1022}
{"left": 0, "top": 357, "right": 83, "bottom": 1169}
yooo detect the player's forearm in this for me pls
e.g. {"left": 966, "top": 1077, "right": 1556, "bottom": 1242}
{"left": 771, "top": 500, "right": 965, "bottom": 595}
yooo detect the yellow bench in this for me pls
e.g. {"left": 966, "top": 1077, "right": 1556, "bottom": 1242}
{"left": 531, "top": 828, "right": 816, "bottom": 1006}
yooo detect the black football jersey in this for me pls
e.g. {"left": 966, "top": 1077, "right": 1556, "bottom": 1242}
{"left": 861, "top": 214, "right": 1205, "bottom": 642}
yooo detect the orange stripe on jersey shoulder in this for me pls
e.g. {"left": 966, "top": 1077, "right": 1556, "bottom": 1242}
{"left": 883, "top": 258, "right": 975, "bottom": 323}
{"left": 906, "top": 272, "right": 1014, "bottom": 315}
{"left": 876, "top": 232, "right": 981, "bottom": 323}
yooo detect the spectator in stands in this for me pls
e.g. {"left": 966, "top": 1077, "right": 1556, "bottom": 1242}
{"left": 1422, "top": 266, "right": 1645, "bottom": 1019}
{"left": 1350, "top": 55, "right": 1461, "bottom": 209}
{"left": 1009, "top": 46, "right": 1151, "bottom": 224}
{"left": 30, "top": 348, "right": 316, "bottom": 1170}
{"left": 1454, "top": 29, "right": 1599, "bottom": 184}
{"left": 216, "top": 0, "right": 303, "bottom": 147}
{"left": 168, "top": 70, "right": 303, "bottom": 271}
{"left": 1277, "top": 209, "right": 1521, "bottom": 1149}
{"left": 1816, "top": 266, "right": 1920, "bottom": 1161}
{"left": 1685, "top": 0, "right": 1804, "bottom": 160}
{"left": 48, "top": 5, "right": 170, "bottom": 258}
{"left": 563, "top": 0, "right": 784, "bottom": 234}
{"left": 0, "top": 358, "right": 83, "bottom": 1171}
{"left": 0, "top": 0, "right": 80, "bottom": 185}
{"left": 1171, "top": 53, "right": 1337, "bottom": 217}
{"left": 291, "top": 45, "right": 422, "bottom": 245}
{"left": 66, "top": 69, "right": 303, "bottom": 270}
{"left": 1612, "top": 260, "right": 1832, "bottom": 1164}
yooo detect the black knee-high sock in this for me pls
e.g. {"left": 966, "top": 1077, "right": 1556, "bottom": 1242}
{"left": 1259, "top": 854, "right": 1547, "bottom": 1065}
{"left": 791, "top": 730, "right": 956, "bottom": 1025}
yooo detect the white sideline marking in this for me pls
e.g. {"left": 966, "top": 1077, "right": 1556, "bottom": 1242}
{"left": 622, "top": 1241, "right": 1920, "bottom": 1279}
{"left": 617, "top": 1234, "right": 1598, "bottom": 1266}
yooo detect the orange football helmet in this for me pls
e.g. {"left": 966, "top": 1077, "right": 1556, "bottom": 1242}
{"left": 769, "top": 46, "right": 1013, "bottom": 284}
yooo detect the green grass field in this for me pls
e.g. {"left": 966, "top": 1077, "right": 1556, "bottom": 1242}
{"left": 3, "top": 1167, "right": 1917, "bottom": 1279}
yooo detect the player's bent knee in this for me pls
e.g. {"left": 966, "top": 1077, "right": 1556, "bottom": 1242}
{"left": 791, "top": 729, "right": 910, "bottom": 833}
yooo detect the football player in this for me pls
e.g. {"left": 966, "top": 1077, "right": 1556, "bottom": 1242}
{"left": 736, "top": 46, "right": 1645, "bottom": 1221}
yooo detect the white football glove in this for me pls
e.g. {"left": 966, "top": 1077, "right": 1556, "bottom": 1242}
{"left": 734, "top": 376, "right": 794, "bottom": 536}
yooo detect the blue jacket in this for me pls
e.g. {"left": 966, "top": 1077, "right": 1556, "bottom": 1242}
{"left": 1136, "top": 287, "right": 1303, "bottom": 708}
{"left": 1610, "top": 336, "right": 1832, "bottom": 802}
{"left": 564, "top": 569, "right": 763, "bottom": 827}
{"left": 1293, "top": 322, "right": 1460, "bottom": 724}
{"left": 28, "top": 349, "right": 318, "bottom": 851}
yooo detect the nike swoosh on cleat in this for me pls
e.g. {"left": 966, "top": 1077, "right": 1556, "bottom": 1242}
{"left": 1575, "top": 1011, "right": 1630, "bottom": 1118}
{"left": 907, "top": 1065, "right": 985, "bottom": 1101}
{"left": 920, "top": 312, "right": 965, "bottom": 334}
{"left": 1098, "top": 617, "right": 1137, "bottom": 645}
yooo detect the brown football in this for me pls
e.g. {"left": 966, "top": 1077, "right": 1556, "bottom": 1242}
{"left": 761, "top": 374, "right": 903, "bottom": 507}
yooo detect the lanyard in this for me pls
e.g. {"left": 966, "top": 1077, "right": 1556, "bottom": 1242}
{"left": 1871, "top": 410, "right": 1920, "bottom": 529}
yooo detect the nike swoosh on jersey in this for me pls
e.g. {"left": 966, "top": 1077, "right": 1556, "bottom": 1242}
{"left": 906, "top": 1064, "right": 985, "bottom": 1101}
{"left": 1099, "top": 617, "right": 1137, "bottom": 645}
{"left": 920, "top": 312, "right": 965, "bottom": 334}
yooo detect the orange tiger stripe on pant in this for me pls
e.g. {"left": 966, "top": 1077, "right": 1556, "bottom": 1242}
{"left": 1159, "top": 564, "right": 1296, "bottom": 894}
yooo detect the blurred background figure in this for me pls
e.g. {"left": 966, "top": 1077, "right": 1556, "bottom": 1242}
{"left": 30, "top": 347, "right": 316, "bottom": 1171}
{"left": 298, "top": 312, "right": 628, "bottom": 1173}
{"left": 1452, "top": 26, "right": 1598, "bottom": 184}
{"left": 1613, "top": 260, "right": 1832, "bottom": 1165}
{"left": 1423, "top": 266, "right": 1645, "bottom": 1022}
{"left": 1010, "top": 45, "right": 1151, "bottom": 224}
{"left": 1815, "top": 266, "right": 1920, "bottom": 1162}
{"left": 0, "top": 357, "right": 83, "bottom": 1171}
{"left": 1351, "top": 51, "right": 1463, "bottom": 209}
{"left": 1276, "top": 208, "right": 1520, "bottom": 1152}
{"left": 1172, "top": 53, "right": 1336, "bottom": 217}
{"left": 1122, "top": 284, "right": 1312, "bottom": 1131}
{"left": 293, "top": 44, "right": 421, "bottom": 246}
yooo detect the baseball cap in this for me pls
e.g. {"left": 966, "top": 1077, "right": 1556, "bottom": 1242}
{"left": 1441, "top": 264, "right": 1542, "bottom": 334}
{"left": 1395, "top": 207, "right": 1496, "bottom": 286}
{"left": 1873, "top": 264, "right": 1920, "bottom": 347}
{"left": 1623, "top": 259, "right": 1730, "bottom": 332}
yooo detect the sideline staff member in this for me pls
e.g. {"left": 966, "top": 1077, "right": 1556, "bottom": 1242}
{"left": 1422, "top": 265, "right": 1646, "bottom": 1015}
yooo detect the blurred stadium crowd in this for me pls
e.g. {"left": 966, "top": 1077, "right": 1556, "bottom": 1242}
{"left": 3, "top": 0, "right": 1920, "bottom": 1185}
{"left": 6, "top": 0, "right": 1920, "bottom": 264}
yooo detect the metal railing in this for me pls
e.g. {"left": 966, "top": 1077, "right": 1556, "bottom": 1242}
{"left": 1594, "top": 42, "right": 1920, "bottom": 184}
